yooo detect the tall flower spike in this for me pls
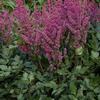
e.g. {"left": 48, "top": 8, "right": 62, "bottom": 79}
{"left": 63, "top": 0, "right": 90, "bottom": 47}
{"left": 0, "top": 11, "right": 13, "bottom": 43}
{"left": 14, "top": 0, "right": 34, "bottom": 45}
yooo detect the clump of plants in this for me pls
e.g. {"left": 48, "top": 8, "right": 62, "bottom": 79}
{"left": 0, "top": 0, "right": 100, "bottom": 100}
{"left": 11, "top": 0, "right": 99, "bottom": 69}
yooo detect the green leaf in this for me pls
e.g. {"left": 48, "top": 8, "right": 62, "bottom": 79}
{"left": 96, "top": 0, "right": 100, "bottom": 3}
{"left": 0, "top": 59, "right": 7, "bottom": 65}
{"left": 28, "top": 73, "right": 34, "bottom": 82}
{"left": 38, "top": 0, "right": 44, "bottom": 5}
{"left": 17, "top": 94, "right": 24, "bottom": 100}
{"left": 75, "top": 65, "right": 88, "bottom": 74}
{"left": 96, "top": 32, "right": 100, "bottom": 40}
{"left": 3, "top": 0, "right": 15, "bottom": 9}
{"left": 69, "top": 82, "right": 77, "bottom": 95}
{"left": 22, "top": 72, "right": 28, "bottom": 81}
{"left": 98, "top": 94, "right": 100, "bottom": 100}
{"left": 68, "top": 95, "right": 78, "bottom": 100}
{"left": 9, "top": 45, "right": 17, "bottom": 49}
{"left": 94, "top": 87, "right": 100, "bottom": 94}
{"left": 0, "top": 65, "right": 7, "bottom": 70}
{"left": 52, "top": 87, "right": 64, "bottom": 96}
{"left": 2, "top": 47, "right": 9, "bottom": 58}
{"left": 91, "top": 51, "right": 99, "bottom": 59}
{"left": 57, "top": 67, "right": 68, "bottom": 75}
{"left": 44, "top": 81, "right": 57, "bottom": 89}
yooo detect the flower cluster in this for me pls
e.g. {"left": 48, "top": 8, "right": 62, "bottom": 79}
{"left": 13, "top": 0, "right": 34, "bottom": 45}
{"left": 63, "top": 0, "right": 91, "bottom": 47}
{"left": 0, "top": 11, "right": 13, "bottom": 43}
{"left": 0, "top": 0, "right": 98, "bottom": 68}
{"left": 39, "top": 0, "right": 65, "bottom": 65}
{"left": 13, "top": 0, "right": 99, "bottom": 68}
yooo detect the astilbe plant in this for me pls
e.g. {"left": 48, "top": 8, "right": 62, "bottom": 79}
{"left": 0, "top": 11, "right": 13, "bottom": 43}
{"left": 37, "top": 0, "right": 66, "bottom": 66}
{"left": 13, "top": 0, "right": 67, "bottom": 68}
{"left": 13, "top": 0, "right": 98, "bottom": 69}
{"left": 63, "top": 0, "right": 90, "bottom": 48}
{"left": 13, "top": 0, "right": 34, "bottom": 45}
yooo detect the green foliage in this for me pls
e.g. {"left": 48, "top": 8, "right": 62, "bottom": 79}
{"left": 95, "top": 0, "right": 100, "bottom": 3}
{"left": 0, "top": 0, "right": 15, "bottom": 11}
{"left": 0, "top": 40, "right": 100, "bottom": 99}
{"left": 0, "top": 45, "right": 23, "bottom": 81}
